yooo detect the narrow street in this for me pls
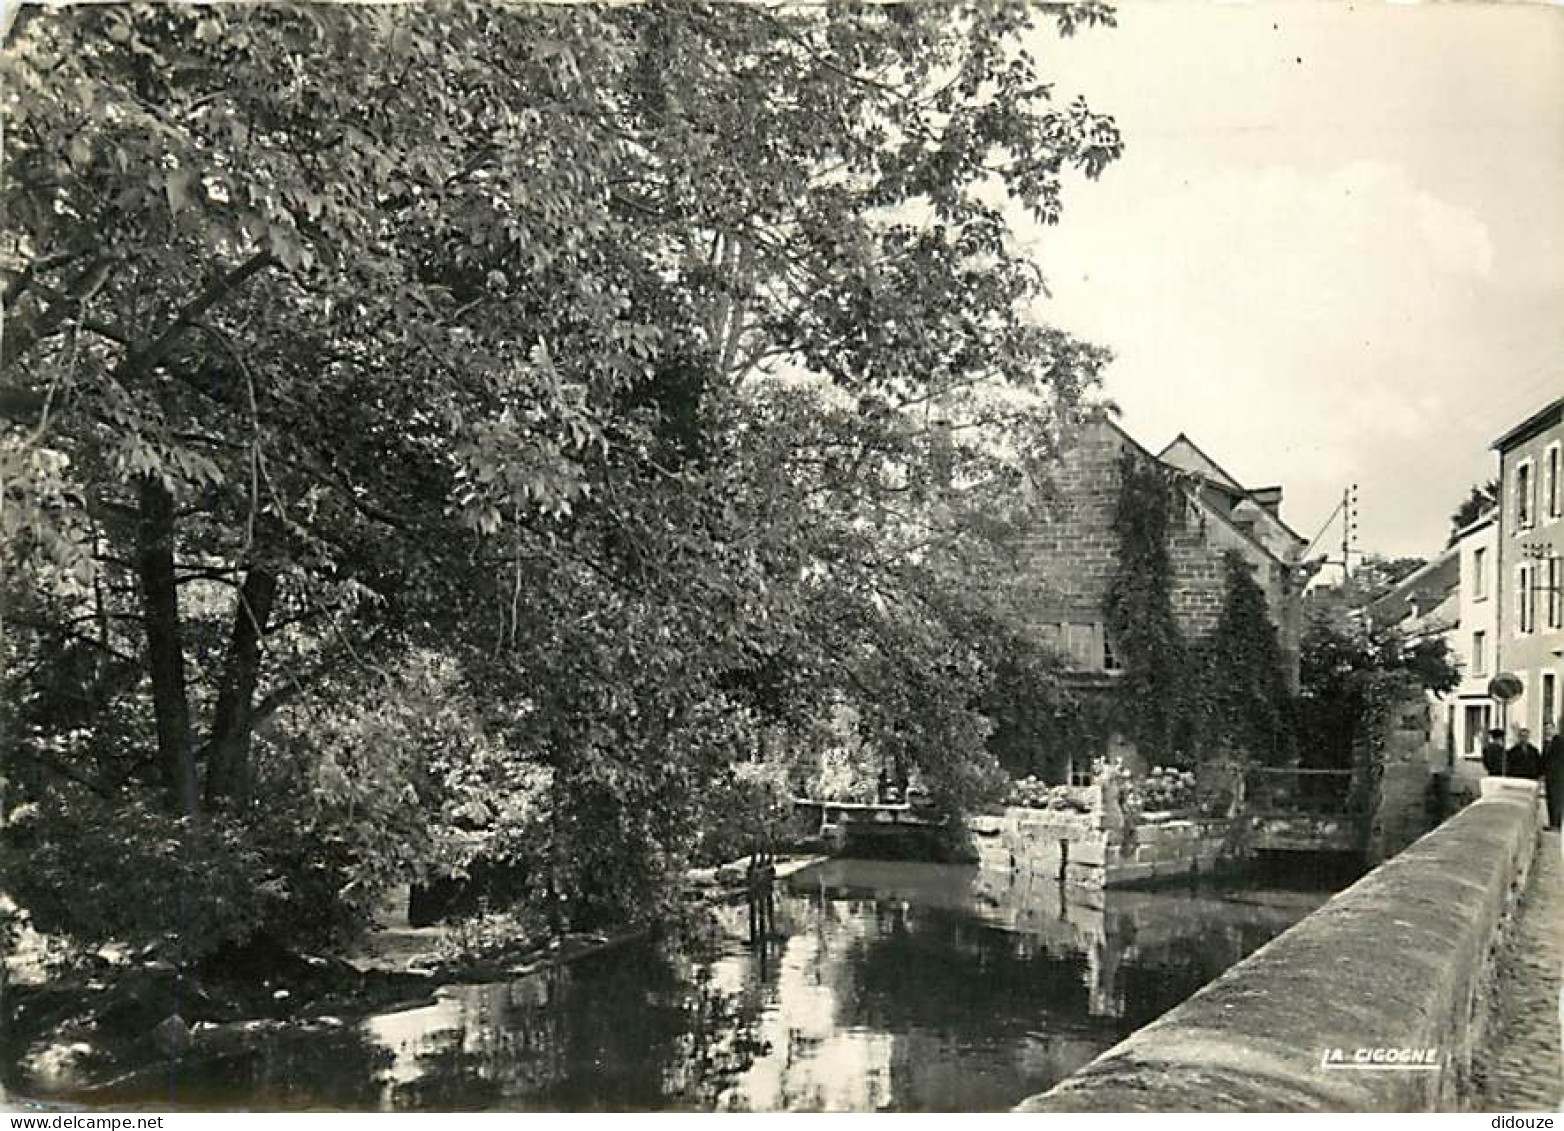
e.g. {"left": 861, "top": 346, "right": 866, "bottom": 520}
{"left": 1472, "top": 829, "right": 1564, "bottom": 1112}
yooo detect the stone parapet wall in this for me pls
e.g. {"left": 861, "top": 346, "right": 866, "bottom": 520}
{"left": 1015, "top": 782, "right": 1543, "bottom": 1112}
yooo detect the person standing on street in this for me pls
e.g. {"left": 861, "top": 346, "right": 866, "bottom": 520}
{"left": 1482, "top": 728, "right": 1509, "bottom": 776}
{"left": 1542, "top": 719, "right": 1564, "bottom": 831}
{"left": 1505, "top": 727, "right": 1543, "bottom": 781}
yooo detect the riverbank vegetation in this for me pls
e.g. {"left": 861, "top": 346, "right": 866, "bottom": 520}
{"left": 1, "top": 0, "right": 1123, "bottom": 980}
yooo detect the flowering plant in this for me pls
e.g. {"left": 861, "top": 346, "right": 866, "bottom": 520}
{"left": 1007, "top": 775, "right": 1098, "bottom": 813}
{"left": 1138, "top": 765, "right": 1197, "bottom": 812}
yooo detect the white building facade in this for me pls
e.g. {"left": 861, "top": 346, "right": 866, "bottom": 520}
{"left": 1450, "top": 511, "right": 1498, "bottom": 792}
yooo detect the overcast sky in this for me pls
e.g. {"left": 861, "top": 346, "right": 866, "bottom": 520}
{"left": 1021, "top": 0, "right": 1564, "bottom": 560}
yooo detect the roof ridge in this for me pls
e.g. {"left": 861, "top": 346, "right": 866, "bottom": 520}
{"left": 1097, "top": 416, "right": 1291, "bottom": 568}
{"left": 1155, "top": 435, "right": 1309, "bottom": 547}
{"left": 1491, "top": 394, "right": 1564, "bottom": 452}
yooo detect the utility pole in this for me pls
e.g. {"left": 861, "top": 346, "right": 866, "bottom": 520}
{"left": 1341, "top": 483, "right": 1359, "bottom": 580}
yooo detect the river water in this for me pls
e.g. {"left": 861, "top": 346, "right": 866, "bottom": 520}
{"left": 54, "top": 857, "right": 1353, "bottom": 1111}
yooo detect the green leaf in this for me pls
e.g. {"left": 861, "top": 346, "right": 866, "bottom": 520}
{"left": 164, "top": 167, "right": 196, "bottom": 215}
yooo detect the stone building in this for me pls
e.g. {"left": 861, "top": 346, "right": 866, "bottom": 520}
{"left": 1493, "top": 395, "right": 1564, "bottom": 739}
{"left": 1015, "top": 412, "right": 1309, "bottom": 777}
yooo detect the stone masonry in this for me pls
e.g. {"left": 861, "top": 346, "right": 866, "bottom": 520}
{"left": 1470, "top": 829, "right": 1564, "bottom": 1112}
{"left": 1016, "top": 412, "right": 1306, "bottom": 692}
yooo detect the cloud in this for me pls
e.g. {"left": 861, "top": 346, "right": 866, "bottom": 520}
{"left": 1008, "top": 1, "right": 1563, "bottom": 559}
{"left": 1412, "top": 187, "right": 1494, "bottom": 279}
{"left": 1029, "top": 159, "right": 1505, "bottom": 555}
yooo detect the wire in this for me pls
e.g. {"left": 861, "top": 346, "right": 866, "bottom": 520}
{"left": 1301, "top": 493, "right": 1345, "bottom": 560}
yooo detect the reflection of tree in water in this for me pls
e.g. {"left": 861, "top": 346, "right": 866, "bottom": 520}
{"left": 368, "top": 872, "right": 1327, "bottom": 1111}
{"left": 388, "top": 933, "right": 770, "bottom": 1110}
{"left": 834, "top": 903, "right": 1109, "bottom": 1038}
{"left": 245, "top": 1025, "right": 400, "bottom": 1109}
{"left": 823, "top": 891, "right": 1314, "bottom": 1107}
{"left": 89, "top": 1022, "right": 396, "bottom": 1110}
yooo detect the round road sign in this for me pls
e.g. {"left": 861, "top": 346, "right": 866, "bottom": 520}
{"left": 1488, "top": 673, "right": 1524, "bottom": 703}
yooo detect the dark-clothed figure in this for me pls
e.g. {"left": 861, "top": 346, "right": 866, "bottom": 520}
{"left": 1482, "top": 729, "right": 1509, "bottom": 776}
{"left": 1542, "top": 722, "right": 1564, "bottom": 831}
{"left": 1506, "top": 729, "right": 1543, "bottom": 781}
{"left": 746, "top": 850, "right": 776, "bottom": 944}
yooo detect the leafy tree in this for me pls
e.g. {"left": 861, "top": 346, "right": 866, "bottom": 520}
{"left": 2, "top": 0, "right": 1120, "bottom": 952}
{"left": 979, "top": 629, "right": 1093, "bottom": 784}
{"left": 1377, "top": 556, "right": 1428, "bottom": 587}
{"left": 1341, "top": 553, "right": 1428, "bottom": 606}
{"left": 1448, "top": 479, "right": 1498, "bottom": 544}
{"left": 1296, "top": 598, "right": 1459, "bottom": 775}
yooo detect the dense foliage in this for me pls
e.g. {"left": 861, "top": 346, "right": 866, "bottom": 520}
{"left": 1103, "top": 453, "right": 1296, "bottom": 772}
{"left": 1, "top": 1, "right": 1120, "bottom": 958}
{"left": 1296, "top": 597, "right": 1460, "bottom": 775}
{"left": 1448, "top": 479, "right": 1498, "bottom": 544}
{"left": 1200, "top": 551, "right": 1297, "bottom": 768}
{"left": 1103, "top": 448, "right": 1192, "bottom": 764}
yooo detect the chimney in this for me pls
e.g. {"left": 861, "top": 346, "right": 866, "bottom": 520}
{"left": 1251, "top": 486, "right": 1283, "bottom": 517}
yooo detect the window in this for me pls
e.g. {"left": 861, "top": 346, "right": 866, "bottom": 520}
{"left": 1043, "top": 622, "right": 1114, "bottom": 672}
{"left": 1063, "top": 623, "right": 1094, "bottom": 669}
{"left": 1550, "top": 557, "right": 1563, "bottom": 630}
{"left": 1546, "top": 442, "right": 1562, "bottom": 521}
{"left": 1464, "top": 703, "right": 1492, "bottom": 755}
{"left": 1515, "top": 459, "right": 1535, "bottom": 530}
{"left": 1519, "top": 564, "right": 1535, "bottom": 635}
{"left": 1472, "top": 630, "right": 1487, "bottom": 676}
{"left": 1472, "top": 546, "right": 1488, "bottom": 600}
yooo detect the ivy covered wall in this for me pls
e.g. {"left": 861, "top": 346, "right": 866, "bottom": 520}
{"left": 1013, "top": 413, "right": 1304, "bottom": 775}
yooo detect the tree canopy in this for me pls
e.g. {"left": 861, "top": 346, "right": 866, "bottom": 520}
{"left": 1, "top": 1, "right": 1121, "bottom": 952}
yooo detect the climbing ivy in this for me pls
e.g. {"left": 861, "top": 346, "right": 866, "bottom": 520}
{"left": 1104, "top": 448, "right": 1195, "bottom": 765}
{"left": 1200, "top": 551, "right": 1297, "bottom": 768}
{"left": 1105, "top": 451, "right": 1296, "bottom": 772}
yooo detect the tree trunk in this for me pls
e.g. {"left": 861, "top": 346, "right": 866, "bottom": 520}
{"left": 204, "top": 564, "right": 278, "bottom": 807}
{"left": 135, "top": 477, "right": 199, "bottom": 815}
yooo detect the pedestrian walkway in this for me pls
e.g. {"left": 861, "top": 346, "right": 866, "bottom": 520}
{"left": 1471, "top": 829, "right": 1564, "bottom": 1112}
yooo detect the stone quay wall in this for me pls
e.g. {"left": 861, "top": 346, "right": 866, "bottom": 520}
{"left": 966, "top": 804, "right": 1247, "bottom": 889}
{"left": 1015, "top": 780, "right": 1543, "bottom": 1112}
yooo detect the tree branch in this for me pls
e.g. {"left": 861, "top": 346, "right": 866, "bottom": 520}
{"left": 114, "top": 249, "right": 275, "bottom": 382}
{"left": 1, "top": 256, "right": 114, "bottom": 371}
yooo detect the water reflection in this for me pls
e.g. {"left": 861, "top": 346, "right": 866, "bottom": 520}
{"left": 356, "top": 859, "right": 1337, "bottom": 1112}
{"left": 49, "top": 859, "right": 1344, "bottom": 1111}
